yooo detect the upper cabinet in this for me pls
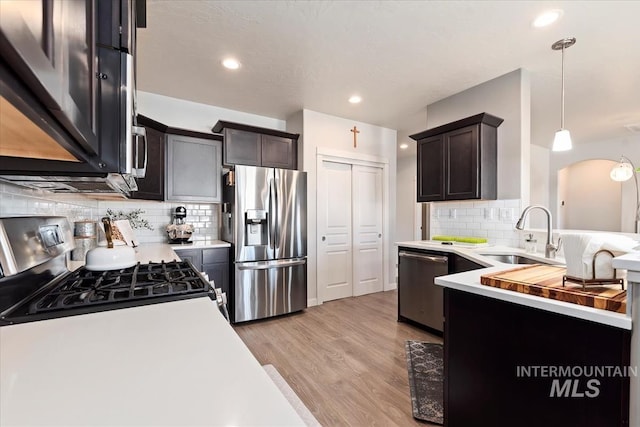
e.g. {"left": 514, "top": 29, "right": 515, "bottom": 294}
{"left": 212, "top": 121, "right": 299, "bottom": 170}
{"left": 0, "top": 0, "right": 145, "bottom": 175}
{"left": 133, "top": 115, "right": 223, "bottom": 203}
{"left": 410, "top": 113, "right": 503, "bottom": 203}
{"left": 131, "top": 115, "right": 165, "bottom": 201}
{"left": 0, "top": 0, "right": 99, "bottom": 155}
{"left": 166, "top": 133, "right": 222, "bottom": 203}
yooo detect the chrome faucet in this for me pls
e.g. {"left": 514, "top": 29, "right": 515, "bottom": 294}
{"left": 515, "top": 205, "right": 558, "bottom": 259}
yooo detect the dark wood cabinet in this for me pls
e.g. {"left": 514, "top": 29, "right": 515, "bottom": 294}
{"left": 202, "top": 247, "right": 230, "bottom": 296}
{"left": 416, "top": 134, "right": 445, "bottom": 201}
{"left": 444, "top": 288, "right": 630, "bottom": 427}
{"left": 174, "top": 247, "right": 230, "bottom": 296}
{"left": 212, "top": 121, "right": 299, "bottom": 170}
{"left": 0, "top": 0, "right": 145, "bottom": 176}
{"left": 131, "top": 116, "right": 223, "bottom": 202}
{"left": 261, "top": 134, "right": 296, "bottom": 169}
{"left": 131, "top": 125, "right": 164, "bottom": 200}
{"left": 223, "top": 128, "right": 261, "bottom": 167}
{"left": 411, "top": 113, "right": 502, "bottom": 203}
{"left": 0, "top": 0, "right": 99, "bottom": 155}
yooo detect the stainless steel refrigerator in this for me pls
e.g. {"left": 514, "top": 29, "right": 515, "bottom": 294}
{"left": 222, "top": 165, "right": 307, "bottom": 322}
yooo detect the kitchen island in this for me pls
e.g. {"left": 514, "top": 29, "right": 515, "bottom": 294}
{"left": 396, "top": 241, "right": 633, "bottom": 427}
{"left": 1, "top": 243, "right": 306, "bottom": 426}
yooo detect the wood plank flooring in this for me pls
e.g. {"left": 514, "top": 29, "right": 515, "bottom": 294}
{"left": 233, "top": 290, "right": 441, "bottom": 426}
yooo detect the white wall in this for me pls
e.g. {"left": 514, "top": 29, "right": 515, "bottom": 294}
{"left": 396, "top": 155, "right": 418, "bottom": 243}
{"left": 529, "top": 144, "right": 550, "bottom": 229}
{"left": 558, "top": 159, "right": 621, "bottom": 231}
{"left": 138, "top": 91, "right": 286, "bottom": 132}
{"left": 425, "top": 69, "right": 531, "bottom": 201}
{"left": 290, "top": 109, "right": 397, "bottom": 306}
{"left": 548, "top": 134, "right": 640, "bottom": 233}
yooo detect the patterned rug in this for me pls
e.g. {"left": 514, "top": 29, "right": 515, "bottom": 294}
{"left": 405, "top": 340, "right": 444, "bottom": 424}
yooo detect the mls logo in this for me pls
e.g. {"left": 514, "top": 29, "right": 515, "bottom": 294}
{"left": 549, "top": 379, "right": 600, "bottom": 398}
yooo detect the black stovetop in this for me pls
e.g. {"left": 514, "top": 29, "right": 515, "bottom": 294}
{"left": 0, "top": 260, "right": 214, "bottom": 326}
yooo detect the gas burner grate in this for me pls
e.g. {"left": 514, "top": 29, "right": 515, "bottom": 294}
{"left": 28, "top": 260, "right": 210, "bottom": 314}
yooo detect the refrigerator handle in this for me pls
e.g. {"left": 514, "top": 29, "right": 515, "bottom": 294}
{"left": 269, "top": 176, "right": 277, "bottom": 251}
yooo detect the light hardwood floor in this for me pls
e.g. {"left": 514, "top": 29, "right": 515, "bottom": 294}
{"left": 233, "top": 290, "right": 442, "bottom": 426}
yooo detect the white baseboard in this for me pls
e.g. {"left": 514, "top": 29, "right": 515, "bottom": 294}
{"left": 307, "top": 298, "right": 318, "bottom": 307}
{"left": 384, "top": 282, "right": 397, "bottom": 291}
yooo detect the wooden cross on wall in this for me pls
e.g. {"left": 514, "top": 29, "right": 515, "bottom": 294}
{"left": 350, "top": 126, "right": 360, "bottom": 148}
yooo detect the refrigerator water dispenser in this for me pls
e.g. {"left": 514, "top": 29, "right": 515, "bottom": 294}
{"left": 245, "top": 209, "right": 268, "bottom": 246}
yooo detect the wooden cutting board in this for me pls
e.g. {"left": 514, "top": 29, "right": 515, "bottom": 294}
{"left": 480, "top": 264, "right": 627, "bottom": 314}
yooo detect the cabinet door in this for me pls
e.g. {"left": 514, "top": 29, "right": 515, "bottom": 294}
{"left": 0, "top": 0, "right": 99, "bottom": 155}
{"left": 261, "top": 134, "right": 296, "bottom": 169}
{"left": 202, "top": 248, "right": 229, "bottom": 295}
{"left": 417, "top": 135, "right": 445, "bottom": 202}
{"left": 95, "top": 46, "right": 122, "bottom": 172}
{"left": 166, "top": 134, "right": 222, "bottom": 203}
{"left": 54, "top": 0, "right": 99, "bottom": 155}
{"left": 0, "top": 0, "right": 64, "bottom": 109}
{"left": 203, "top": 263, "right": 229, "bottom": 296}
{"left": 223, "top": 129, "right": 260, "bottom": 167}
{"left": 174, "top": 248, "right": 202, "bottom": 271}
{"left": 445, "top": 124, "right": 479, "bottom": 200}
{"left": 131, "top": 127, "right": 164, "bottom": 200}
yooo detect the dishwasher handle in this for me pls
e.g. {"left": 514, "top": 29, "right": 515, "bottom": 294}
{"left": 399, "top": 251, "right": 448, "bottom": 263}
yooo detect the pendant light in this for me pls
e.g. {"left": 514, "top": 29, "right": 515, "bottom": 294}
{"left": 551, "top": 37, "right": 576, "bottom": 151}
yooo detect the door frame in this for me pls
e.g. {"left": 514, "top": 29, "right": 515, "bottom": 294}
{"left": 316, "top": 147, "right": 390, "bottom": 305}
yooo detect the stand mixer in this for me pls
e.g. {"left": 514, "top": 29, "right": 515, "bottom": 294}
{"left": 166, "top": 206, "right": 193, "bottom": 244}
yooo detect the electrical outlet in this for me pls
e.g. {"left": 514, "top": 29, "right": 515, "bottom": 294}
{"left": 499, "top": 208, "right": 514, "bottom": 221}
{"left": 484, "top": 208, "right": 495, "bottom": 220}
{"left": 450, "top": 208, "right": 457, "bottom": 219}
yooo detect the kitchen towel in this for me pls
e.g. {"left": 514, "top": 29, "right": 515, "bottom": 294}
{"left": 562, "top": 233, "right": 638, "bottom": 279}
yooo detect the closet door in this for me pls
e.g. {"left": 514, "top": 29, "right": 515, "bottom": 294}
{"left": 317, "top": 161, "right": 353, "bottom": 302}
{"left": 352, "top": 165, "right": 384, "bottom": 296}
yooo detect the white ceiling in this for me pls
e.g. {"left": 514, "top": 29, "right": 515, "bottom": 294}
{"left": 137, "top": 1, "right": 640, "bottom": 158}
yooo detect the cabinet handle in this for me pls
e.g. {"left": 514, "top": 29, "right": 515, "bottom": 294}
{"left": 399, "top": 251, "right": 448, "bottom": 263}
{"left": 96, "top": 72, "right": 108, "bottom": 80}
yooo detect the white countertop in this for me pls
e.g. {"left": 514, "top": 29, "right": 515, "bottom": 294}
{"left": 171, "top": 240, "right": 231, "bottom": 250}
{"left": 0, "top": 298, "right": 305, "bottom": 426}
{"left": 396, "top": 240, "right": 565, "bottom": 267}
{"left": 396, "top": 241, "right": 632, "bottom": 330}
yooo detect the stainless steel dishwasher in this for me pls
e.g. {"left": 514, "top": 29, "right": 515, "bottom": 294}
{"left": 398, "top": 250, "right": 449, "bottom": 332}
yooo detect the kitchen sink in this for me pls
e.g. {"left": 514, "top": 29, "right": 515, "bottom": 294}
{"left": 480, "top": 254, "right": 546, "bottom": 265}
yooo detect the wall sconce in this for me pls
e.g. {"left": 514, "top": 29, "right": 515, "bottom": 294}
{"left": 610, "top": 156, "right": 640, "bottom": 233}
{"left": 551, "top": 37, "right": 576, "bottom": 152}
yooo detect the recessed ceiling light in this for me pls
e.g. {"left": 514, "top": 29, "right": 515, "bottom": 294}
{"left": 348, "top": 95, "right": 362, "bottom": 104}
{"left": 399, "top": 143, "right": 409, "bottom": 150}
{"left": 222, "top": 58, "right": 241, "bottom": 70}
{"left": 532, "top": 9, "right": 563, "bottom": 28}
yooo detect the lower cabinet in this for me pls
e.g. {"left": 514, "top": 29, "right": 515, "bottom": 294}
{"left": 444, "top": 288, "right": 631, "bottom": 427}
{"left": 174, "top": 247, "right": 229, "bottom": 296}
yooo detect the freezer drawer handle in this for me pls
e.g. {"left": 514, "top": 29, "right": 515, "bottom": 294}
{"left": 237, "top": 258, "right": 307, "bottom": 270}
{"left": 399, "top": 251, "right": 448, "bottom": 263}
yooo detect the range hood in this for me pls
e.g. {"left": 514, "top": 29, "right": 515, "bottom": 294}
{"left": 0, "top": 174, "right": 137, "bottom": 197}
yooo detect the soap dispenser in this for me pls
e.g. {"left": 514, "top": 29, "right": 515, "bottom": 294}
{"left": 525, "top": 233, "right": 537, "bottom": 253}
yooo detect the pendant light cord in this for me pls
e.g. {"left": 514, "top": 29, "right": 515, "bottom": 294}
{"left": 561, "top": 44, "right": 565, "bottom": 130}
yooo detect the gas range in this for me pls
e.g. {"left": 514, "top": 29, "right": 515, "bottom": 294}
{"left": 0, "top": 217, "right": 216, "bottom": 326}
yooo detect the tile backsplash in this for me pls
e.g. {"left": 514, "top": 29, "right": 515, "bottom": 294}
{"left": 0, "top": 182, "right": 220, "bottom": 243}
{"left": 430, "top": 199, "right": 523, "bottom": 247}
